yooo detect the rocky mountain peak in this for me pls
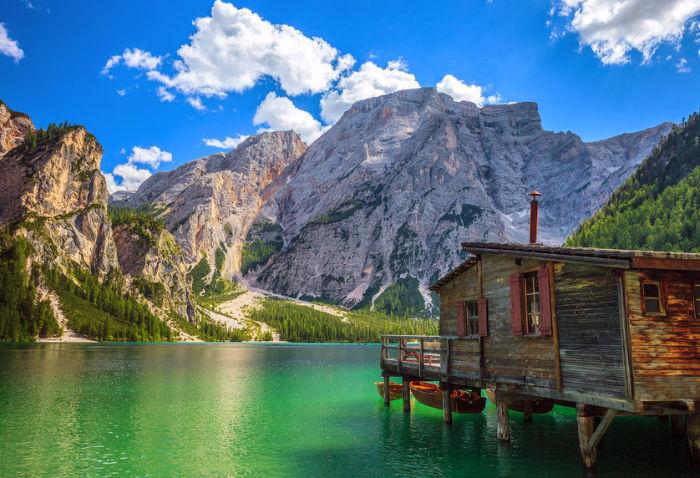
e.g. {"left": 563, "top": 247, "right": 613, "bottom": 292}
{"left": 0, "top": 100, "right": 34, "bottom": 157}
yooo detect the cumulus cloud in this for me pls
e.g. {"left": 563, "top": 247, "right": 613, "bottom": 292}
{"left": 555, "top": 0, "right": 700, "bottom": 65}
{"left": 203, "top": 134, "right": 249, "bottom": 149}
{"left": 0, "top": 24, "right": 24, "bottom": 62}
{"left": 104, "top": 145, "right": 173, "bottom": 193}
{"left": 102, "top": 48, "right": 162, "bottom": 75}
{"left": 149, "top": 0, "right": 353, "bottom": 98}
{"left": 436, "top": 74, "right": 499, "bottom": 106}
{"left": 156, "top": 86, "right": 175, "bottom": 102}
{"left": 677, "top": 57, "right": 691, "bottom": 73}
{"left": 186, "top": 96, "right": 206, "bottom": 111}
{"left": 254, "top": 92, "right": 325, "bottom": 143}
{"left": 319, "top": 61, "right": 420, "bottom": 123}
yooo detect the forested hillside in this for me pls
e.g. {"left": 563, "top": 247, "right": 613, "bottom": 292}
{"left": 567, "top": 111, "right": 700, "bottom": 252}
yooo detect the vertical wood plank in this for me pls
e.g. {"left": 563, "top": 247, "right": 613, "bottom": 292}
{"left": 441, "top": 383, "right": 452, "bottom": 425}
{"left": 688, "top": 414, "right": 700, "bottom": 461}
{"left": 548, "top": 262, "right": 562, "bottom": 390}
{"left": 402, "top": 378, "right": 411, "bottom": 413}
{"left": 496, "top": 391, "right": 510, "bottom": 442}
{"left": 576, "top": 403, "right": 597, "bottom": 470}
{"left": 383, "top": 374, "right": 390, "bottom": 407}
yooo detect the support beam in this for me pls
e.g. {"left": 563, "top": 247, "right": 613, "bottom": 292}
{"left": 671, "top": 415, "right": 686, "bottom": 438}
{"left": 522, "top": 400, "right": 533, "bottom": 424}
{"left": 441, "top": 383, "right": 452, "bottom": 425}
{"left": 577, "top": 404, "right": 597, "bottom": 470}
{"left": 383, "top": 374, "right": 390, "bottom": 407}
{"left": 402, "top": 378, "right": 411, "bottom": 413}
{"left": 496, "top": 391, "right": 510, "bottom": 442}
{"left": 687, "top": 414, "right": 700, "bottom": 461}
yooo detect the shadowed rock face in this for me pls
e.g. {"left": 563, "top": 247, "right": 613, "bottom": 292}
{"left": 0, "top": 126, "right": 119, "bottom": 276}
{"left": 0, "top": 100, "right": 34, "bottom": 158}
{"left": 123, "top": 131, "right": 307, "bottom": 275}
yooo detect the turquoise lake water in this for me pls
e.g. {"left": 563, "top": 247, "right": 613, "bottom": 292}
{"left": 0, "top": 343, "right": 694, "bottom": 477}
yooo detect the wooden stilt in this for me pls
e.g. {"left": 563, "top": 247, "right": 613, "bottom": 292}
{"left": 576, "top": 403, "right": 597, "bottom": 470}
{"left": 383, "top": 374, "right": 390, "bottom": 407}
{"left": 671, "top": 415, "right": 686, "bottom": 437}
{"left": 687, "top": 414, "right": 700, "bottom": 461}
{"left": 522, "top": 400, "right": 533, "bottom": 424}
{"left": 402, "top": 378, "right": 411, "bottom": 413}
{"left": 440, "top": 383, "right": 452, "bottom": 425}
{"left": 496, "top": 391, "right": 510, "bottom": 442}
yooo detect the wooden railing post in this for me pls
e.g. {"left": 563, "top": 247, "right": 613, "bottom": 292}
{"left": 398, "top": 339, "right": 403, "bottom": 375}
{"left": 419, "top": 338, "right": 425, "bottom": 378}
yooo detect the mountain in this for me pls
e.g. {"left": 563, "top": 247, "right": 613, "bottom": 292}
{"left": 567, "top": 111, "right": 700, "bottom": 252}
{"left": 126, "top": 87, "right": 671, "bottom": 313}
{"left": 0, "top": 100, "right": 34, "bottom": 157}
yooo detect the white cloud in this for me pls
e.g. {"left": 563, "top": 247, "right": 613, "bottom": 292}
{"left": 254, "top": 92, "right": 325, "bottom": 143}
{"left": 555, "top": 0, "right": 700, "bottom": 65}
{"left": 105, "top": 164, "right": 152, "bottom": 193}
{"left": 319, "top": 61, "right": 420, "bottom": 123}
{"left": 436, "top": 74, "right": 499, "bottom": 106}
{"left": 150, "top": 0, "right": 353, "bottom": 98}
{"left": 104, "top": 145, "right": 173, "bottom": 193}
{"left": 203, "top": 134, "right": 249, "bottom": 149}
{"left": 128, "top": 146, "right": 173, "bottom": 168}
{"left": 116, "top": 89, "right": 126, "bottom": 97}
{"left": 156, "top": 86, "right": 175, "bottom": 102}
{"left": 102, "top": 48, "right": 162, "bottom": 75}
{"left": 677, "top": 57, "right": 691, "bottom": 72}
{"left": 0, "top": 24, "right": 24, "bottom": 62}
{"left": 186, "top": 96, "right": 206, "bottom": 111}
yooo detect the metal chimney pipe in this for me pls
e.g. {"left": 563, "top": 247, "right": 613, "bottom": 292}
{"left": 528, "top": 191, "right": 541, "bottom": 244}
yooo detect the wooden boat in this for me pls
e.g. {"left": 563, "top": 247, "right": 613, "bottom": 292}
{"left": 409, "top": 382, "right": 486, "bottom": 414}
{"left": 486, "top": 389, "right": 554, "bottom": 414}
{"left": 375, "top": 381, "right": 403, "bottom": 401}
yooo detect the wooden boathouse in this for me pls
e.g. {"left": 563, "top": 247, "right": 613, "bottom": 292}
{"left": 380, "top": 194, "right": 700, "bottom": 469}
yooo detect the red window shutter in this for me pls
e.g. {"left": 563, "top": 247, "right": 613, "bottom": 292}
{"left": 537, "top": 265, "right": 553, "bottom": 336}
{"left": 455, "top": 302, "right": 465, "bottom": 337}
{"left": 509, "top": 272, "right": 523, "bottom": 336}
{"left": 477, "top": 298, "right": 488, "bottom": 336}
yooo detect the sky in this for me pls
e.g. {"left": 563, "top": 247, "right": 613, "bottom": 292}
{"left": 2, "top": 0, "right": 700, "bottom": 192}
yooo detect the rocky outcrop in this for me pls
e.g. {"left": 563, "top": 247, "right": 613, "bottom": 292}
{"left": 253, "top": 88, "right": 671, "bottom": 306}
{"left": 113, "top": 223, "right": 194, "bottom": 320}
{"left": 123, "top": 131, "right": 306, "bottom": 276}
{"left": 0, "top": 100, "right": 34, "bottom": 157}
{"left": 0, "top": 125, "right": 119, "bottom": 276}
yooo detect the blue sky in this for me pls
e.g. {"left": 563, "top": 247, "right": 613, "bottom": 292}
{"left": 2, "top": 0, "right": 700, "bottom": 192}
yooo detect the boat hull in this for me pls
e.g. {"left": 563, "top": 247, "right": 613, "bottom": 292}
{"left": 486, "top": 389, "right": 554, "bottom": 414}
{"left": 409, "top": 382, "right": 486, "bottom": 414}
{"left": 375, "top": 381, "right": 403, "bottom": 401}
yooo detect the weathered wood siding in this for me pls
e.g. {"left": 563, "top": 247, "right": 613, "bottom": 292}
{"left": 438, "top": 265, "right": 479, "bottom": 336}
{"left": 554, "top": 263, "right": 626, "bottom": 399}
{"left": 626, "top": 271, "right": 700, "bottom": 401}
{"left": 481, "top": 255, "right": 557, "bottom": 389}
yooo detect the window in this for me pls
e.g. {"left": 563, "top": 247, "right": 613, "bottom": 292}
{"left": 642, "top": 282, "right": 663, "bottom": 315}
{"left": 523, "top": 271, "right": 540, "bottom": 335}
{"left": 695, "top": 285, "right": 700, "bottom": 318}
{"left": 466, "top": 301, "right": 479, "bottom": 336}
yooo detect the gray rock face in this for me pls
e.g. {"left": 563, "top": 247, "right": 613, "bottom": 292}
{"left": 124, "top": 131, "right": 306, "bottom": 276}
{"left": 253, "top": 88, "right": 671, "bottom": 305}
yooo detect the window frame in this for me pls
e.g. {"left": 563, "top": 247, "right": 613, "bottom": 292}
{"left": 521, "top": 270, "right": 541, "bottom": 336}
{"left": 641, "top": 281, "right": 665, "bottom": 316}
{"left": 465, "top": 300, "right": 479, "bottom": 337}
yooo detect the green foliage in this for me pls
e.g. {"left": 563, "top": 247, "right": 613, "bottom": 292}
{"left": 132, "top": 275, "right": 166, "bottom": 307}
{"left": 43, "top": 265, "right": 172, "bottom": 342}
{"left": 23, "top": 122, "right": 78, "bottom": 150}
{"left": 0, "top": 237, "right": 62, "bottom": 341}
{"left": 240, "top": 239, "right": 282, "bottom": 275}
{"left": 169, "top": 312, "right": 250, "bottom": 342}
{"left": 373, "top": 277, "right": 426, "bottom": 317}
{"left": 189, "top": 255, "right": 211, "bottom": 294}
{"left": 568, "top": 111, "right": 700, "bottom": 252}
{"left": 247, "top": 299, "right": 437, "bottom": 343}
{"left": 108, "top": 205, "right": 165, "bottom": 245}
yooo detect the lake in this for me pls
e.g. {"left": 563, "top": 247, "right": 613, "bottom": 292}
{"left": 0, "top": 343, "right": 694, "bottom": 477}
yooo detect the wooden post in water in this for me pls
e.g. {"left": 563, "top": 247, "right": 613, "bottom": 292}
{"left": 671, "top": 415, "right": 686, "bottom": 437}
{"left": 383, "top": 374, "right": 391, "bottom": 407}
{"left": 576, "top": 403, "right": 597, "bottom": 470}
{"left": 440, "top": 382, "right": 452, "bottom": 425}
{"left": 495, "top": 391, "right": 510, "bottom": 442}
{"left": 402, "top": 378, "right": 411, "bottom": 413}
{"left": 687, "top": 414, "right": 700, "bottom": 461}
{"left": 522, "top": 400, "right": 533, "bottom": 424}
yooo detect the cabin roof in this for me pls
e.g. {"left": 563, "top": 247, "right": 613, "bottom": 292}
{"left": 461, "top": 242, "right": 700, "bottom": 271}
{"left": 428, "top": 258, "right": 478, "bottom": 291}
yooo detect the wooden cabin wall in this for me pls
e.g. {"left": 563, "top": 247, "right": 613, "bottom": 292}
{"left": 481, "top": 255, "right": 556, "bottom": 389}
{"left": 553, "top": 263, "right": 626, "bottom": 399}
{"left": 437, "top": 266, "right": 481, "bottom": 379}
{"left": 625, "top": 270, "right": 700, "bottom": 401}
{"left": 438, "top": 266, "right": 479, "bottom": 336}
